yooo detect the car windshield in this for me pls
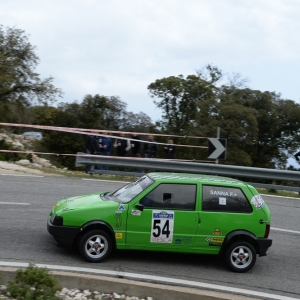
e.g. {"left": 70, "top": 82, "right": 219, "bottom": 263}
{"left": 104, "top": 175, "right": 154, "bottom": 203}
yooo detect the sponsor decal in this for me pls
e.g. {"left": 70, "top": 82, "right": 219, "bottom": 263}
{"left": 174, "top": 236, "right": 193, "bottom": 244}
{"left": 206, "top": 237, "right": 224, "bottom": 243}
{"left": 212, "top": 228, "right": 222, "bottom": 235}
{"left": 210, "top": 190, "right": 237, "bottom": 197}
{"left": 115, "top": 233, "right": 123, "bottom": 239}
{"left": 219, "top": 197, "right": 226, "bottom": 205}
{"left": 115, "top": 212, "right": 122, "bottom": 228}
{"left": 153, "top": 211, "right": 174, "bottom": 219}
{"left": 209, "top": 242, "right": 222, "bottom": 246}
{"left": 131, "top": 210, "right": 141, "bottom": 216}
{"left": 251, "top": 195, "right": 265, "bottom": 209}
{"left": 118, "top": 204, "right": 125, "bottom": 210}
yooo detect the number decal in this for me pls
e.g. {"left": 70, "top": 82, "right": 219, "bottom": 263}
{"left": 152, "top": 219, "right": 161, "bottom": 237}
{"left": 162, "top": 220, "right": 170, "bottom": 238}
{"left": 150, "top": 211, "right": 174, "bottom": 243}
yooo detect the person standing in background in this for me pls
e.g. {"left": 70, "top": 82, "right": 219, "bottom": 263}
{"left": 164, "top": 138, "right": 176, "bottom": 159}
{"left": 131, "top": 132, "right": 142, "bottom": 173}
{"left": 98, "top": 131, "right": 112, "bottom": 170}
{"left": 114, "top": 132, "right": 131, "bottom": 171}
{"left": 144, "top": 134, "right": 158, "bottom": 158}
{"left": 131, "top": 133, "right": 141, "bottom": 158}
{"left": 85, "top": 134, "right": 99, "bottom": 174}
{"left": 294, "top": 150, "right": 300, "bottom": 164}
{"left": 143, "top": 134, "right": 158, "bottom": 172}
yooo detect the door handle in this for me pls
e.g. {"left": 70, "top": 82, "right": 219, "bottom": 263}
{"left": 259, "top": 219, "right": 268, "bottom": 224}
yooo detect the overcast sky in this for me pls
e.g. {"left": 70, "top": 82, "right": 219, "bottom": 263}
{"left": 2, "top": 0, "right": 300, "bottom": 123}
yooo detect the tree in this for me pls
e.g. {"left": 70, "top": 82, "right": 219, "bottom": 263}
{"left": 77, "top": 94, "right": 111, "bottom": 129}
{"left": 148, "top": 65, "right": 223, "bottom": 161}
{"left": 0, "top": 25, "right": 62, "bottom": 107}
{"left": 148, "top": 65, "right": 221, "bottom": 135}
{"left": 236, "top": 90, "right": 300, "bottom": 168}
{"left": 150, "top": 64, "right": 300, "bottom": 168}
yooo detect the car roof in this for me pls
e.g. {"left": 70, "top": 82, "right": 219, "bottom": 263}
{"left": 147, "top": 172, "right": 245, "bottom": 186}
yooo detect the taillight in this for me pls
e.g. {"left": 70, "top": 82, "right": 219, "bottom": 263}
{"left": 264, "top": 224, "right": 270, "bottom": 238}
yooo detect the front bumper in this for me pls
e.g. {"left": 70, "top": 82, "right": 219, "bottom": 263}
{"left": 47, "top": 217, "right": 80, "bottom": 248}
{"left": 257, "top": 238, "right": 272, "bottom": 256}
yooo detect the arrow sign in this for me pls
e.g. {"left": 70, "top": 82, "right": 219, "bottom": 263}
{"left": 208, "top": 138, "right": 227, "bottom": 159}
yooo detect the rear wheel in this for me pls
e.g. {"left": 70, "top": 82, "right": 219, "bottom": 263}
{"left": 225, "top": 241, "right": 256, "bottom": 273}
{"left": 79, "top": 230, "right": 112, "bottom": 262}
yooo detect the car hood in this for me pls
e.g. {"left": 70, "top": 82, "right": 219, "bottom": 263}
{"left": 53, "top": 192, "right": 113, "bottom": 213}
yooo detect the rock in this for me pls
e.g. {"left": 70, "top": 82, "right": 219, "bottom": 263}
{"left": 16, "top": 159, "right": 31, "bottom": 165}
{"left": 12, "top": 141, "right": 24, "bottom": 149}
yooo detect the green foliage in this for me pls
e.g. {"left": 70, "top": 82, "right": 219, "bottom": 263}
{"left": 0, "top": 25, "right": 62, "bottom": 106}
{"left": 7, "top": 263, "right": 61, "bottom": 300}
{"left": 150, "top": 65, "right": 300, "bottom": 167}
{"left": 148, "top": 72, "right": 215, "bottom": 134}
{"left": 0, "top": 138, "right": 27, "bottom": 161}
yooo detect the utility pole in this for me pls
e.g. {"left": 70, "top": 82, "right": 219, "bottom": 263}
{"left": 216, "top": 127, "right": 220, "bottom": 164}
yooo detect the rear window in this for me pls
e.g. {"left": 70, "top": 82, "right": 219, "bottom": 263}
{"left": 202, "top": 185, "right": 252, "bottom": 213}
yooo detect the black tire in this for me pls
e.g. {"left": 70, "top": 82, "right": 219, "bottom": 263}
{"left": 225, "top": 241, "right": 256, "bottom": 273}
{"left": 79, "top": 230, "right": 112, "bottom": 263}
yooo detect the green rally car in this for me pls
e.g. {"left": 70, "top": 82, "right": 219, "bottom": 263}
{"left": 47, "top": 172, "right": 272, "bottom": 272}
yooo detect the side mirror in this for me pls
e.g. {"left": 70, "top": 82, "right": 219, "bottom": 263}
{"left": 135, "top": 203, "right": 144, "bottom": 211}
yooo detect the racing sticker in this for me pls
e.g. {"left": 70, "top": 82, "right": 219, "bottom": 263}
{"left": 150, "top": 210, "right": 174, "bottom": 243}
{"left": 115, "top": 232, "right": 123, "bottom": 239}
{"left": 251, "top": 195, "right": 265, "bottom": 209}
{"left": 174, "top": 236, "right": 193, "bottom": 245}
{"left": 212, "top": 228, "right": 222, "bottom": 236}
{"left": 206, "top": 237, "right": 224, "bottom": 246}
{"left": 118, "top": 204, "right": 125, "bottom": 210}
{"left": 219, "top": 197, "right": 226, "bottom": 205}
{"left": 115, "top": 212, "right": 122, "bottom": 228}
{"left": 131, "top": 210, "right": 141, "bottom": 216}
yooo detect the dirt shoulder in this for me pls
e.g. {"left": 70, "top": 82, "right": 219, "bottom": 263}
{"left": 0, "top": 161, "right": 52, "bottom": 176}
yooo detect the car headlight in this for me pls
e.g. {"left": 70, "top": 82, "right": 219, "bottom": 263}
{"left": 50, "top": 213, "right": 63, "bottom": 226}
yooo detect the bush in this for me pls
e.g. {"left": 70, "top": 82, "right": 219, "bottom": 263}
{"left": 7, "top": 263, "right": 61, "bottom": 300}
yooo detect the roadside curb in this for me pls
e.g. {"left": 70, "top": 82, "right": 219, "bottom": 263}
{"left": 0, "top": 267, "right": 255, "bottom": 300}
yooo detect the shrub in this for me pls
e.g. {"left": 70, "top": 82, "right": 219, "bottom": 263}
{"left": 7, "top": 263, "right": 61, "bottom": 300}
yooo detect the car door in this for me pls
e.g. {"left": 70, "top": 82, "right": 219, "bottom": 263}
{"left": 125, "top": 183, "right": 199, "bottom": 251}
{"left": 193, "top": 184, "right": 255, "bottom": 254}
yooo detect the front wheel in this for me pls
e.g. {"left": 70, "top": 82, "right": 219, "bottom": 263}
{"left": 79, "top": 230, "right": 112, "bottom": 262}
{"left": 225, "top": 241, "right": 256, "bottom": 273}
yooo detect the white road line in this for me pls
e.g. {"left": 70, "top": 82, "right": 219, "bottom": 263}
{"left": 0, "top": 202, "right": 30, "bottom": 205}
{"left": 0, "top": 174, "right": 44, "bottom": 177}
{"left": 0, "top": 262, "right": 297, "bottom": 300}
{"left": 272, "top": 227, "right": 300, "bottom": 234}
{"left": 262, "top": 194, "right": 300, "bottom": 200}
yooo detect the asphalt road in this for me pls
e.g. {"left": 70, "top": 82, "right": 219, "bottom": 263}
{"left": 0, "top": 174, "right": 300, "bottom": 299}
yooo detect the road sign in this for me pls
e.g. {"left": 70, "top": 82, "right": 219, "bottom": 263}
{"left": 208, "top": 138, "right": 227, "bottom": 159}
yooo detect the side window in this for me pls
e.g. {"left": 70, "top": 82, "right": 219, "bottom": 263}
{"left": 140, "top": 184, "right": 196, "bottom": 210}
{"left": 202, "top": 185, "right": 252, "bottom": 213}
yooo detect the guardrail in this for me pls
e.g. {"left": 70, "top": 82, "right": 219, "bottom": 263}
{"left": 75, "top": 152, "right": 300, "bottom": 193}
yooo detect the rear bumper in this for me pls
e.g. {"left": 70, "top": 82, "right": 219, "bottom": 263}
{"left": 47, "top": 218, "right": 80, "bottom": 248}
{"left": 257, "top": 238, "right": 272, "bottom": 256}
